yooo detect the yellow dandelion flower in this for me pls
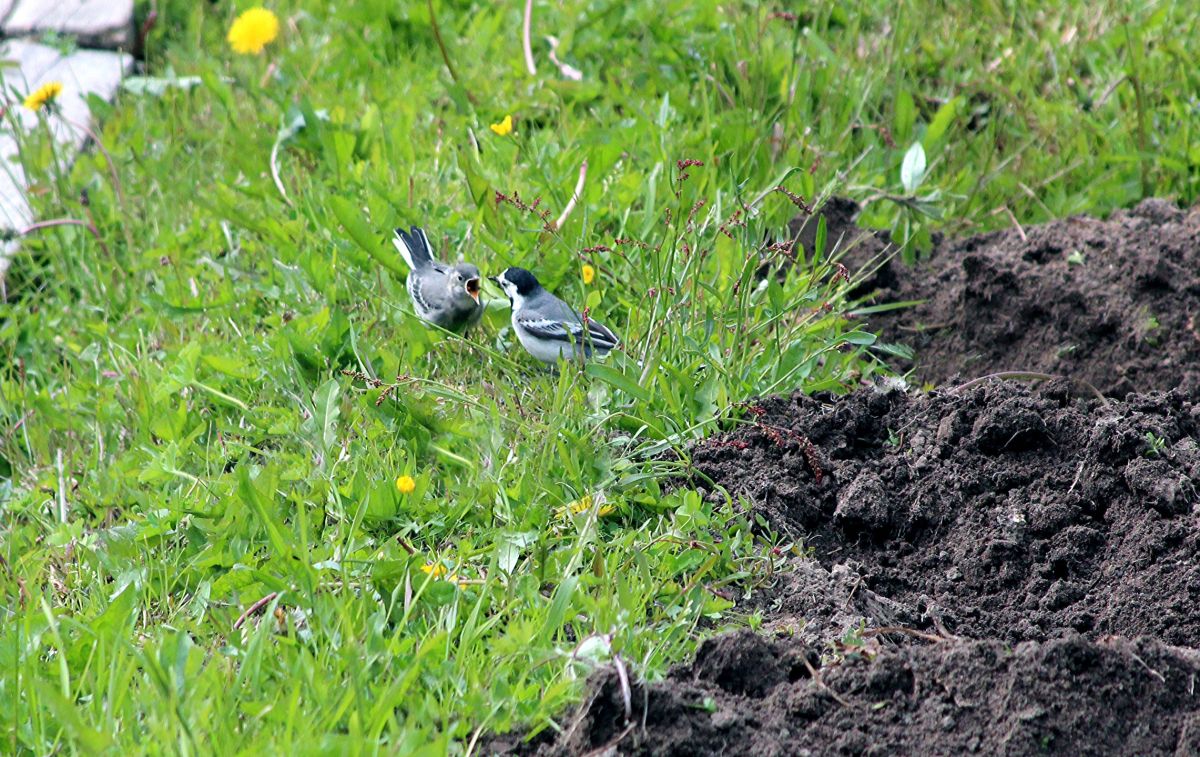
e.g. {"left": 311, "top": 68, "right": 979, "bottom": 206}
{"left": 555, "top": 494, "right": 615, "bottom": 519}
{"left": 23, "top": 81, "right": 63, "bottom": 112}
{"left": 420, "top": 562, "right": 448, "bottom": 578}
{"left": 228, "top": 7, "right": 280, "bottom": 55}
{"left": 581, "top": 264, "right": 596, "bottom": 285}
{"left": 489, "top": 115, "right": 514, "bottom": 136}
{"left": 396, "top": 474, "right": 416, "bottom": 494}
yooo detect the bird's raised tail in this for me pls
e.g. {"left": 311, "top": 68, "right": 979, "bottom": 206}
{"left": 392, "top": 226, "right": 435, "bottom": 271}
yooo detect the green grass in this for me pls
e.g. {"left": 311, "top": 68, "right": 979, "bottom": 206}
{"left": 2, "top": 0, "right": 1197, "bottom": 752}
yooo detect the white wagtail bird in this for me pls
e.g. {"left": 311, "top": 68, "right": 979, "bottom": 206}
{"left": 491, "top": 267, "right": 619, "bottom": 364}
{"left": 392, "top": 226, "right": 484, "bottom": 334}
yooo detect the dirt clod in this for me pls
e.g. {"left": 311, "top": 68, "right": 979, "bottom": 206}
{"left": 488, "top": 382, "right": 1200, "bottom": 756}
{"left": 858, "top": 198, "right": 1200, "bottom": 397}
{"left": 492, "top": 634, "right": 1200, "bottom": 756}
{"left": 693, "top": 382, "right": 1200, "bottom": 645}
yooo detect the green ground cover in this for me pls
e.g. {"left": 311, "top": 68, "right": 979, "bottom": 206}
{"left": 2, "top": 1, "right": 1197, "bottom": 752}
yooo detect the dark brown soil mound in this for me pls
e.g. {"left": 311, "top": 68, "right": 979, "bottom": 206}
{"left": 695, "top": 382, "right": 1200, "bottom": 645}
{"left": 486, "top": 382, "right": 1200, "bottom": 755}
{"left": 490, "top": 632, "right": 1200, "bottom": 757}
{"left": 488, "top": 195, "right": 1200, "bottom": 754}
{"left": 854, "top": 198, "right": 1200, "bottom": 398}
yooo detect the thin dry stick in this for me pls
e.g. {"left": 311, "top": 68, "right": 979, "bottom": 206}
{"left": 552, "top": 160, "right": 588, "bottom": 230}
{"left": 950, "top": 370, "right": 1108, "bottom": 405}
{"left": 522, "top": 0, "right": 537, "bottom": 75}
{"left": 22, "top": 218, "right": 111, "bottom": 258}
{"left": 800, "top": 653, "right": 854, "bottom": 709}
{"left": 1128, "top": 651, "right": 1166, "bottom": 683}
{"left": 863, "top": 625, "right": 954, "bottom": 644}
{"left": 233, "top": 591, "right": 279, "bottom": 630}
{"left": 995, "top": 205, "right": 1027, "bottom": 242}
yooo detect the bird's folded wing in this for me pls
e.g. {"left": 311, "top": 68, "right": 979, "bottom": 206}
{"left": 518, "top": 316, "right": 618, "bottom": 349}
{"left": 409, "top": 274, "right": 438, "bottom": 313}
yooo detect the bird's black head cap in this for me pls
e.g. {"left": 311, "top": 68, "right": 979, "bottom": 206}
{"left": 501, "top": 267, "right": 541, "bottom": 296}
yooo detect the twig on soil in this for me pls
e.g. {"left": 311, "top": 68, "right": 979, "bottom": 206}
{"left": 949, "top": 370, "right": 1108, "bottom": 405}
{"left": 1067, "top": 460, "right": 1086, "bottom": 495}
{"left": 929, "top": 613, "right": 957, "bottom": 640}
{"left": 1128, "top": 651, "right": 1166, "bottom": 683}
{"left": 233, "top": 591, "right": 279, "bottom": 630}
{"left": 799, "top": 652, "right": 855, "bottom": 709}
{"left": 864, "top": 625, "right": 954, "bottom": 644}
{"left": 991, "top": 205, "right": 1027, "bottom": 242}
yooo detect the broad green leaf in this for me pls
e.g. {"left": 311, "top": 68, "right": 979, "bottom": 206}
{"left": 328, "top": 196, "right": 406, "bottom": 277}
{"left": 901, "top": 141, "right": 927, "bottom": 194}
{"left": 311, "top": 378, "right": 342, "bottom": 457}
{"left": 586, "top": 363, "right": 651, "bottom": 402}
{"left": 926, "top": 97, "right": 961, "bottom": 146}
{"left": 540, "top": 575, "right": 579, "bottom": 638}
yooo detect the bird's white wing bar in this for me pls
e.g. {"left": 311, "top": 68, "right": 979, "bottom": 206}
{"left": 518, "top": 317, "right": 618, "bottom": 349}
{"left": 517, "top": 318, "right": 582, "bottom": 342}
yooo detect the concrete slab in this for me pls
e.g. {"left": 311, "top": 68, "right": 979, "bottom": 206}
{"left": 0, "top": 40, "right": 132, "bottom": 280}
{"left": 4, "top": 0, "right": 135, "bottom": 50}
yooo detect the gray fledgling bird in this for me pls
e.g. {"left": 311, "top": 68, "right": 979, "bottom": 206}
{"left": 392, "top": 226, "right": 484, "bottom": 334}
{"left": 491, "top": 267, "right": 619, "bottom": 364}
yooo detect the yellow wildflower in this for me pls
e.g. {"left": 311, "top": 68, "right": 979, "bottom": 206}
{"left": 228, "top": 7, "right": 280, "bottom": 55}
{"left": 419, "top": 563, "right": 471, "bottom": 587}
{"left": 489, "top": 115, "right": 514, "bottom": 136}
{"left": 395, "top": 475, "right": 416, "bottom": 494}
{"left": 420, "top": 562, "right": 448, "bottom": 578}
{"left": 556, "top": 494, "right": 614, "bottom": 519}
{"left": 23, "top": 81, "right": 63, "bottom": 112}
{"left": 581, "top": 264, "right": 596, "bottom": 285}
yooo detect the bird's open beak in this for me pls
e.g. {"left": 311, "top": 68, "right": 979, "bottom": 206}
{"left": 488, "top": 275, "right": 500, "bottom": 286}
{"left": 465, "top": 277, "right": 481, "bottom": 303}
